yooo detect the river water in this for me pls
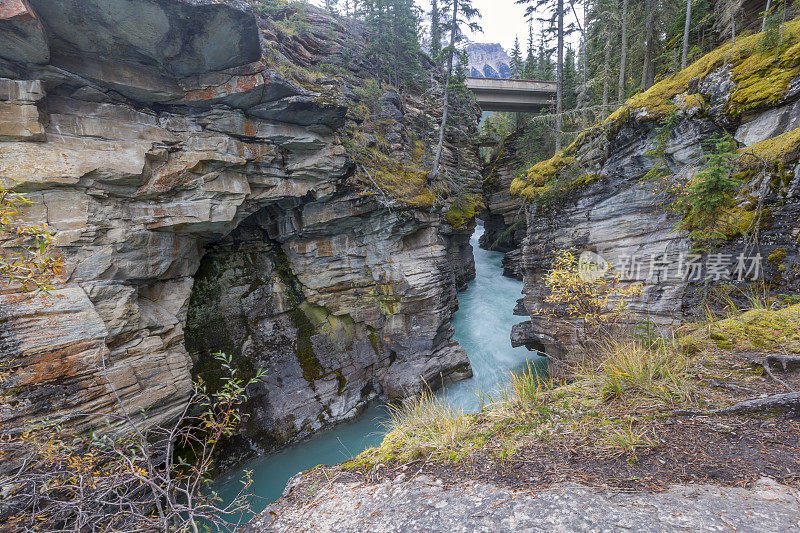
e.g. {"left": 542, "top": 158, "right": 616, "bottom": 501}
{"left": 213, "top": 224, "right": 545, "bottom": 513}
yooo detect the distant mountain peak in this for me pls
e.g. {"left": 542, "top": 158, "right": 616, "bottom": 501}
{"left": 465, "top": 41, "right": 510, "bottom": 79}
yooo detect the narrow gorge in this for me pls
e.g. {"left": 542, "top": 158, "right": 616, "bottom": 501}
{"left": 2, "top": 1, "right": 800, "bottom": 531}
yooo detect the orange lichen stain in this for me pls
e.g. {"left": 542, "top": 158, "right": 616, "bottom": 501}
{"left": 148, "top": 206, "right": 170, "bottom": 218}
{"left": 316, "top": 240, "right": 333, "bottom": 257}
{"left": 182, "top": 73, "right": 263, "bottom": 102}
{"left": 137, "top": 158, "right": 198, "bottom": 195}
{"left": 241, "top": 143, "right": 275, "bottom": 162}
{"left": 321, "top": 281, "right": 360, "bottom": 293}
{"left": 18, "top": 340, "right": 105, "bottom": 387}
{"left": 243, "top": 119, "right": 257, "bottom": 137}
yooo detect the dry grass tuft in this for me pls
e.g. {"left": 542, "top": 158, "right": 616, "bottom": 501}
{"left": 379, "top": 389, "right": 472, "bottom": 461}
{"left": 579, "top": 340, "right": 695, "bottom": 407}
{"left": 598, "top": 422, "right": 660, "bottom": 460}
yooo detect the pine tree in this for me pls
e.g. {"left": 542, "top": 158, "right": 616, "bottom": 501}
{"left": 430, "top": 0, "right": 481, "bottom": 178}
{"left": 642, "top": 0, "right": 656, "bottom": 90}
{"left": 392, "top": 0, "right": 424, "bottom": 90}
{"left": 361, "top": 0, "right": 424, "bottom": 92}
{"left": 430, "top": 0, "right": 442, "bottom": 63}
{"left": 599, "top": 0, "right": 614, "bottom": 115}
{"left": 617, "top": 0, "right": 628, "bottom": 102}
{"left": 510, "top": 36, "right": 524, "bottom": 79}
{"left": 535, "top": 32, "right": 554, "bottom": 81}
{"left": 524, "top": 23, "right": 536, "bottom": 79}
{"left": 517, "top": 0, "right": 567, "bottom": 150}
{"left": 563, "top": 45, "right": 578, "bottom": 110}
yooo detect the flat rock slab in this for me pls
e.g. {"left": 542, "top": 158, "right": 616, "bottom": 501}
{"left": 245, "top": 476, "right": 800, "bottom": 532}
{"left": 27, "top": 0, "right": 260, "bottom": 76}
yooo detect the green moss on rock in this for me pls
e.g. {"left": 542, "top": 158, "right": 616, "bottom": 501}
{"left": 445, "top": 194, "right": 483, "bottom": 229}
{"left": 364, "top": 283, "right": 401, "bottom": 316}
{"left": 510, "top": 151, "right": 577, "bottom": 200}
{"left": 513, "top": 19, "right": 800, "bottom": 202}
{"left": 767, "top": 247, "right": 787, "bottom": 264}
{"left": 335, "top": 369, "right": 347, "bottom": 395}
{"left": 290, "top": 304, "right": 324, "bottom": 385}
{"left": 682, "top": 304, "right": 800, "bottom": 353}
{"left": 739, "top": 126, "right": 800, "bottom": 171}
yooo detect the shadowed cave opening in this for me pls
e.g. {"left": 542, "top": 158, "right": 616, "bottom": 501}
{"left": 183, "top": 206, "right": 385, "bottom": 467}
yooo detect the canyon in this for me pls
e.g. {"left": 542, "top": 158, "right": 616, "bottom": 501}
{"left": 2, "top": 1, "right": 800, "bottom": 531}
{"left": 495, "top": 29, "right": 800, "bottom": 367}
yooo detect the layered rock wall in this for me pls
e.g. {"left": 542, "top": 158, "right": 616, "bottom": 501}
{"left": 0, "top": 0, "right": 478, "bottom": 460}
{"left": 480, "top": 132, "right": 529, "bottom": 280}
{"left": 510, "top": 29, "right": 800, "bottom": 366}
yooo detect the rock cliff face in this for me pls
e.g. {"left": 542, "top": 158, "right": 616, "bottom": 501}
{"left": 507, "top": 26, "right": 800, "bottom": 366}
{"left": 0, "top": 0, "right": 479, "bottom": 460}
{"left": 480, "top": 132, "right": 528, "bottom": 280}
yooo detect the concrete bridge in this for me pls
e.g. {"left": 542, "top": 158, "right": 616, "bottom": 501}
{"left": 465, "top": 77, "right": 556, "bottom": 113}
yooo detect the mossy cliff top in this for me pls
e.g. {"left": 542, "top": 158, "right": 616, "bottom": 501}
{"left": 511, "top": 19, "right": 800, "bottom": 201}
{"left": 252, "top": 1, "right": 482, "bottom": 214}
{"left": 739, "top": 126, "right": 800, "bottom": 170}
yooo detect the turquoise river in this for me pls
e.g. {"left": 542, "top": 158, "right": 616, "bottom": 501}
{"left": 214, "top": 224, "right": 546, "bottom": 515}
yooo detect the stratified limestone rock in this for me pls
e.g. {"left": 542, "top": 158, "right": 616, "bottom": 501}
{"left": 480, "top": 131, "right": 529, "bottom": 280}
{"left": 0, "top": 78, "right": 44, "bottom": 141}
{"left": 0, "top": 0, "right": 478, "bottom": 463}
{"left": 511, "top": 47, "right": 800, "bottom": 367}
{"left": 735, "top": 98, "right": 800, "bottom": 147}
{"left": 27, "top": 0, "right": 261, "bottom": 77}
{"left": 443, "top": 226, "right": 476, "bottom": 291}
{"left": 184, "top": 199, "right": 472, "bottom": 461}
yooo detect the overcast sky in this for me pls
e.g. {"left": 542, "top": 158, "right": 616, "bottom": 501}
{"left": 418, "top": 0, "right": 542, "bottom": 53}
{"left": 309, "top": 0, "right": 580, "bottom": 55}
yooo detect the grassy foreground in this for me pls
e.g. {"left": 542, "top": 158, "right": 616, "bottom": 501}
{"left": 341, "top": 304, "right": 800, "bottom": 482}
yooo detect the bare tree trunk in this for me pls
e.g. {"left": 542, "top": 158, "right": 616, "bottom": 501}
{"left": 617, "top": 0, "right": 628, "bottom": 103}
{"left": 568, "top": 0, "right": 587, "bottom": 126}
{"left": 762, "top": 0, "right": 772, "bottom": 32}
{"left": 682, "top": 0, "right": 693, "bottom": 69}
{"left": 580, "top": 0, "right": 588, "bottom": 126}
{"left": 780, "top": 0, "right": 787, "bottom": 43}
{"left": 556, "top": 0, "right": 564, "bottom": 152}
{"left": 431, "top": 0, "right": 458, "bottom": 178}
{"left": 642, "top": 0, "right": 656, "bottom": 90}
{"left": 602, "top": 16, "right": 612, "bottom": 117}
